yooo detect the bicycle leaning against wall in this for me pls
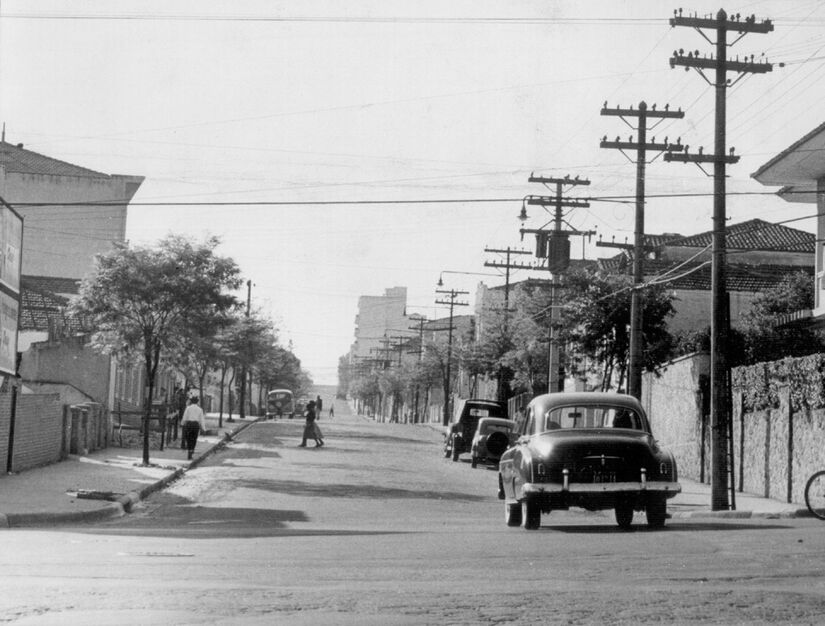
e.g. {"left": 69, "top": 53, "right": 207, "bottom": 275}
{"left": 805, "top": 470, "right": 825, "bottom": 519}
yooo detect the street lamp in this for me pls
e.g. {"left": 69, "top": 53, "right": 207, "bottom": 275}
{"left": 437, "top": 270, "right": 499, "bottom": 288}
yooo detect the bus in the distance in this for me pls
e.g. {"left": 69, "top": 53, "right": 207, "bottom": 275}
{"left": 266, "top": 389, "right": 295, "bottom": 419}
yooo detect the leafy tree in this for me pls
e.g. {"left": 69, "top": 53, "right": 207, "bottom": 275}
{"left": 558, "top": 268, "right": 675, "bottom": 392}
{"left": 738, "top": 270, "right": 825, "bottom": 364}
{"left": 72, "top": 235, "right": 241, "bottom": 464}
{"left": 501, "top": 283, "right": 554, "bottom": 395}
{"left": 467, "top": 304, "right": 517, "bottom": 401}
{"left": 167, "top": 305, "right": 236, "bottom": 407}
{"left": 219, "top": 311, "right": 277, "bottom": 420}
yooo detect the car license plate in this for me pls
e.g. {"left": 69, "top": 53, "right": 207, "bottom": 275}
{"left": 592, "top": 471, "right": 616, "bottom": 483}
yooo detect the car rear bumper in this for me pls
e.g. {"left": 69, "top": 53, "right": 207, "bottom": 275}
{"left": 523, "top": 480, "right": 681, "bottom": 496}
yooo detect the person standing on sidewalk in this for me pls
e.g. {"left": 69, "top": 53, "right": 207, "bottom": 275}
{"left": 299, "top": 400, "right": 323, "bottom": 447}
{"left": 181, "top": 395, "right": 206, "bottom": 460}
{"left": 176, "top": 385, "right": 188, "bottom": 449}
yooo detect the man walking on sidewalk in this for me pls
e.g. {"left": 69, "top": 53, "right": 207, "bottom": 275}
{"left": 181, "top": 395, "right": 206, "bottom": 460}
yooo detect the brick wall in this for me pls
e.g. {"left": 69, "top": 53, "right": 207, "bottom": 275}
{"left": 0, "top": 390, "right": 66, "bottom": 473}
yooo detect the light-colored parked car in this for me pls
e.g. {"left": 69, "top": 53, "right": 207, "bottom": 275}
{"left": 470, "top": 417, "right": 515, "bottom": 468}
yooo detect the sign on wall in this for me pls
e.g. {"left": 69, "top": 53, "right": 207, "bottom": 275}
{"left": 0, "top": 201, "right": 23, "bottom": 377}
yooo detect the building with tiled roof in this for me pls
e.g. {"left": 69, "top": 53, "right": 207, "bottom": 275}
{"left": 597, "top": 219, "right": 814, "bottom": 333}
{"left": 0, "top": 139, "right": 143, "bottom": 280}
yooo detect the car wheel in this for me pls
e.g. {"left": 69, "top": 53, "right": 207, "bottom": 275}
{"left": 443, "top": 441, "right": 451, "bottom": 458}
{"left": 615, "top": 496, "right": 634, "bottom": 530}
{"left": 646, "top": 494, "right": 667, "bottom": 528}
{"left": 521, "top": 500, "right": 540, "bottom": 530}
{"left": 505, "top": 502, "right": 522, "bottom": 527}
{"left": 497, "top": 474, "right": 505, "bottom": 500}
{"left": 471, "top": 456, "right": 478, "bottom": 468}
{"left": 452, "top": 440, "right": 460, "bottom": 462}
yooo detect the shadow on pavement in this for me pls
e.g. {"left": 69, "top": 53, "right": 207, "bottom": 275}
{"left": 232, "top": 477, "right": 489, "bottom": 502}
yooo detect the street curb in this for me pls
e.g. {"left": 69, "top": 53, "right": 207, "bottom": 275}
{"left": 672, "top": 508, "right": 810, "bottom": 520}
{"left": 0, "top": 417, "right": 262, "bottom": 528}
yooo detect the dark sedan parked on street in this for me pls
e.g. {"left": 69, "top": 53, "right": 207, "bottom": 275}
{"left": 498, "top": 392, "right": 680, "bottom": 530}
{"left": 444, "top": 398, "right": 507, "bottom": 462}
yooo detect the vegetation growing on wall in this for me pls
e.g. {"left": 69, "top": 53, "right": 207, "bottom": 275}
{"left": 732, "top": 353, "right": 825, "bottom": 412}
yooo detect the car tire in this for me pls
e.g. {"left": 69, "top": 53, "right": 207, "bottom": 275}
{"left": 497, "top": 474, "right": 505, "bottom": 500}
{"left": 646, "top": 494, "right": 667, "bottom": 528}
{"left": 505, "top": 502, "right": 522, "bottom": 527}
{"left": 443, "top": 442, "right": 451, "bottom": 458}
{"left": 452, "top": 439, "right": 460, "bottom": 462}
{"left": 471, "top": 456, "right": 478, "bottom": 469}
{"left": 615, "top": 496, "right": 634, "bottom": 530}
{"left": 521, "top": 500, "right": 540, "bottom": 530}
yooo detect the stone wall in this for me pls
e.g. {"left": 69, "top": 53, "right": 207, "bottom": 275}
{"left": 642, "top": 352, "right": 709, "bottom": 482}
{"left": 646, "top": 352, "right": 825, "bottom": 505}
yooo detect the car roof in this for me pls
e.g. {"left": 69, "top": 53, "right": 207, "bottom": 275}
{"left": 527, "top": 392, "right": 645, "bottom": 414}
{"left": 462, "top": 399, "right": 504, "bottom": 407}
{"left": 478, "top": 417, "right": 513, "bottom": 426}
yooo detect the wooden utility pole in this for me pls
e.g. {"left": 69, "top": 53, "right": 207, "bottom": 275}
{"left": 600, "top": 101, "right": 685, "bottom": 399}
{"left": 238, "top": 279, "right": 252, "bottom": 420}
{"left": 522, "top": 175, "right": 593, "bottom": 393}
{"left": 409, "top": 316, "right": 427, "bottom": 423}
{"left": 435, "top": 288, "right": 468, "bottom": 425}
{"left": 665, "top": 8, "right": 773, "bottom": 510}
{"left": 484, "top": 246, "right": 533, "bottom": 401}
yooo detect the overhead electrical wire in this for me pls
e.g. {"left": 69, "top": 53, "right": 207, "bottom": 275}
{"left": 8, "top": 187, "right": 822, "bottom": 208}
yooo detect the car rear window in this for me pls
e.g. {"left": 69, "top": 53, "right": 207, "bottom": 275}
{"left": 542, "top": 405, "right": 643, "bottom": 432}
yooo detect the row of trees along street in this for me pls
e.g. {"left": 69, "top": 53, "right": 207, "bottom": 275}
{"left": 341, "top": 267, "right": 825, "bottom": 424}
{"left": 70, "top": 234, "right": 311, "bottom": 465}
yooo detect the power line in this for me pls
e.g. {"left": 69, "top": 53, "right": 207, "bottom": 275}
{"left": 8, "top": 188, "right": 819, "bottom": 208}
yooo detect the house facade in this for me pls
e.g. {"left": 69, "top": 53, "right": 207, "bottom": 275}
{"left": 1, "top": 140, "right": 150, "bottom": 411}
{"left": 0, "top": 140, "right": 143, "bottom": 279}
{"left": 752, "top": 121, "right": 825, "bottom": 326}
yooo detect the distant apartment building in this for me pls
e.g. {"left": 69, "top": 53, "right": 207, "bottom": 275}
{"left": 350, "top": 286, "right": 419, "bottom": 364}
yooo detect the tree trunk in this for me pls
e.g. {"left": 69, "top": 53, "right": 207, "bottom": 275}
{"left": 218, "top": 363, "right": 227, "bottom": 428}
{"left": 227, "top": 368, "right": 236, "bottom": 421}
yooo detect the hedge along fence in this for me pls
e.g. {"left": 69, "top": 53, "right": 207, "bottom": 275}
{"left": 732, "top": 354, "right": 825, "bottom": 503}
{"left": 732, "top": 353, "right": 825, "bottom": 412}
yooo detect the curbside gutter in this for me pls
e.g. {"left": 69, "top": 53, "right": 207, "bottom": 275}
{"left": 0, "top": 417, "right": 262, "bottom": 529}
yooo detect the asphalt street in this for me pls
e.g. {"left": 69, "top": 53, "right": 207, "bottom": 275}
{"left": 2, "top": 398, "right": 825, "bottom": 625}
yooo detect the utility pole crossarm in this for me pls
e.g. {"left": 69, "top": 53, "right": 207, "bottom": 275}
{"left": 664, "top": 151, "right": 740, "bottom": 164}
{"left": 600, "top": 139, "right": 684, "bottom": 152}
{"left": 527, "top": 174, "right": 590, "bottom": 186}
{"left": 669, "top": 13, "right": 773, "bottom": 33}
{"left": 484, "top": 260, "right": 540, "bottom": 271}
{"left": 669, "top": 53, "right": 772, "bottom": 73}
{"left": 601, "top": 105, "right": 685, "bottom": 120}
{"left": 484, "top": 247, "right": 532, "bottom": 256}
{"left": 526, "top": 195, "right": 590, "bottom": 209}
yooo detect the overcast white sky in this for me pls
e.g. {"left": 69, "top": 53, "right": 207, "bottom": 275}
{"left": 1, "top": 0, "right": 824, "bottom": 384}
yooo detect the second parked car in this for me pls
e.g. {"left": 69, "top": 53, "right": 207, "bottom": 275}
{"left": 444, "top": 398, "right": 507, "bottom": 462}
{"left": 470, "top": 417, "right": 516, "bottom": 468}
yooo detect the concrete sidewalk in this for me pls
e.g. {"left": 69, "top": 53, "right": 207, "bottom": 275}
{"left": 0, "top": 414, "right": 811, "bottom": 528}
{"left": 0, "top": 413, "right": 259, "bottom": 528}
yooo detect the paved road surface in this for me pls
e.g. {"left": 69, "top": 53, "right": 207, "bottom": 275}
{"left": 2, "top": 396, "right": 825, "bottom": 625}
